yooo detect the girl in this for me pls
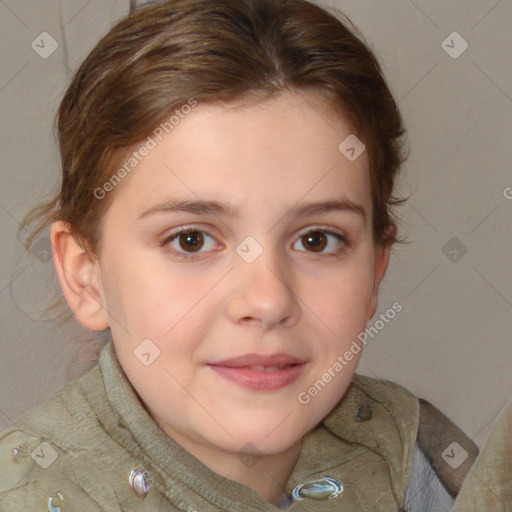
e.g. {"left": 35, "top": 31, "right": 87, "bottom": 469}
{"left": 1, "top": 0, "right": 495, "bottom": 510}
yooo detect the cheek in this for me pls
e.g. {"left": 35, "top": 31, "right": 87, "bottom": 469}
{"left": 110, "top": 260, "right": 215, "bottom": 345}
{"left": 311, "top": 258, "right": 375, "bottom": 330}
{"left": 98, "top": 253, "right": 166, "bottom": 338}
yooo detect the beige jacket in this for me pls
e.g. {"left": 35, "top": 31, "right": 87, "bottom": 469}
{"left": 452, "top": 401, "right": 512, "bottom": 511}
{"left": 0, "top": 341, "right": 482, "bottom": 511}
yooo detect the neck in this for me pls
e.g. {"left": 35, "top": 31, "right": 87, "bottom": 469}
{"left": 224, "top": 440, "right": 303, "bottom": 506}
{"left": 156, "top": 418, "right": 303, "bottom": 507}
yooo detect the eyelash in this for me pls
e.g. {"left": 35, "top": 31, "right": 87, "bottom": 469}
{"left": 161, "top": 226, "right": 349, "bottom": 261}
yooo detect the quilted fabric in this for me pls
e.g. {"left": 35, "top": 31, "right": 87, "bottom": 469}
{"left": 452, "top": 401, "right": 512, "bottom": 512}
{"left": 0, "top": 340, "right": 479, "bottom": 511}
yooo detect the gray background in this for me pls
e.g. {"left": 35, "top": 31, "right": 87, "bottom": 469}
{"left": 0, "top": 0, "right": 511, "bottom": 450}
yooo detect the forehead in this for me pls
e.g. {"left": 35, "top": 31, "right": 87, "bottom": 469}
{"left": 104, "top": 90, "right": 371, "bottom": 223}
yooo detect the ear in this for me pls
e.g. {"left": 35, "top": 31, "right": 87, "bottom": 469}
{"left": 50, "top": 221, "right": 109, "bottom": 330}
{"left": 366, "top": 225, "right": 396, "bottom": 323}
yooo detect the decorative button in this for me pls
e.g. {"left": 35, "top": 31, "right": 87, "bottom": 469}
{"left": 47, "top": 491, "right": 64, "bottom": 511}
{"left": 355, "top": 403, "right": 372, "bottom": 422}
{"left": 0, "top": 430, "right": 37, "bottom": 492}
{"left": 291, "top": 476, "right": 344, "bottom": 501}
{"left": 129, "top": 467, "right": 151, "bottom": 498}
{"left": 13, "top": 443, "right": 30, "bottom": 461}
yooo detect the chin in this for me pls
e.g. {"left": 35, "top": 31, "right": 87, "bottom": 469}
{"left": 219, "top": 423, "right": 308, "bottom": 457}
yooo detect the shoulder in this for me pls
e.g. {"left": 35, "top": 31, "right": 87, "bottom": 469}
{"left": 327, "top": 374, "right": 479, "bottom": 502}
{"left": 0, "top": 361, "right": 105, "bottom": 451}
{"left": 352, "top": 374, "right": 480, "bottom": 497}
{"left": 0, "top": 359, "right": 176, "bottom": 511}
{"left": 452, "top": 400, "right": 512, "bottom": 511}
{"left": 0, "top": 365, "right": 118, "bottom": 509}
{"left": 350, "top": 374, "right": 480, "bottom": 489}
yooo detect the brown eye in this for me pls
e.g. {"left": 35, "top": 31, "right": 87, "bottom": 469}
{"left": 301, "top": 231, "right": 327, "bottom": 252}
{"left": 293, "top": 229, "right": 347, "bottom": 255}
{"left": 178, "top": 231, "right": 204, "bottom": 252}
{"left": 163, "top": 228, "right": 218, "bottom": 261}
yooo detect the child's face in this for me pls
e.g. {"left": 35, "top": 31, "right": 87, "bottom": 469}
{"left": 93, "top": 90, "right": 390, "bottom": 458}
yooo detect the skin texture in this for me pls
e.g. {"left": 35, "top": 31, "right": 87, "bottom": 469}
{"left": 51, "top": 90, "right": 393, "bottom": 505}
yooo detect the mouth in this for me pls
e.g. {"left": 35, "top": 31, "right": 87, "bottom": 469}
{"left": 210, "top": 352, "right": 305, "bottom": 367}
{"left": 207, "top": 353, "right": 306, "bottom": 391}
{"left": 234, "top": 364, "right": 296, "bottom": 371}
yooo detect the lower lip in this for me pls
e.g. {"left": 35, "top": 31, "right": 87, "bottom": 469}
{"left": 208, "top": 364, "right": 305, "bottom": 391}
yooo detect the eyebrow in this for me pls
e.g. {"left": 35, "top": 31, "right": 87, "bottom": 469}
{"left": 138, "top": 197, "right": 367, "bottom": 224}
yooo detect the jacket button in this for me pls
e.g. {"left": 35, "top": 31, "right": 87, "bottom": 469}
{"left": 291, "top": 476, "right": 344, "bottom": 501}
{"left": 355, "top": 403, "right": 372, "bottom": 422}
{"left": 129, "top": 467, "right": 151, "bottom": 498}
{"left": 47, "top": 491, "right": 64, "bottom": 511}
{"left": 0, "top": 430, "right": 37, "bottom": 492}
{"left": 13, "top": 443, "right": 30, "bottom": 461}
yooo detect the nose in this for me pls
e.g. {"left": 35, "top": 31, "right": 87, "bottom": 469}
{"left": 226, "top": 246, "right": 301, "bottom": 331}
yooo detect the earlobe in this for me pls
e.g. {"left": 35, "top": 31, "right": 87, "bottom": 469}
{"left": 50, "top": 221, "right": 109, "bottom": 330}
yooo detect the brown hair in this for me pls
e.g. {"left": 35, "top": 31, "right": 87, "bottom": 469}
{"left": 22, "top": 0, "right": 407, "bottom": 254}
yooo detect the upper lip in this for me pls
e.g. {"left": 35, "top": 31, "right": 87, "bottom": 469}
{"left": 209, "top": 353, "right": 305, "bottom": 368}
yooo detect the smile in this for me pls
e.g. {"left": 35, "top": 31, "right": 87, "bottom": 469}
{"left": 243, "top": 364, "right": 294, "bottom": 371}
{"left": 208, "top": 353, "right": 306, "bottom": 391}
